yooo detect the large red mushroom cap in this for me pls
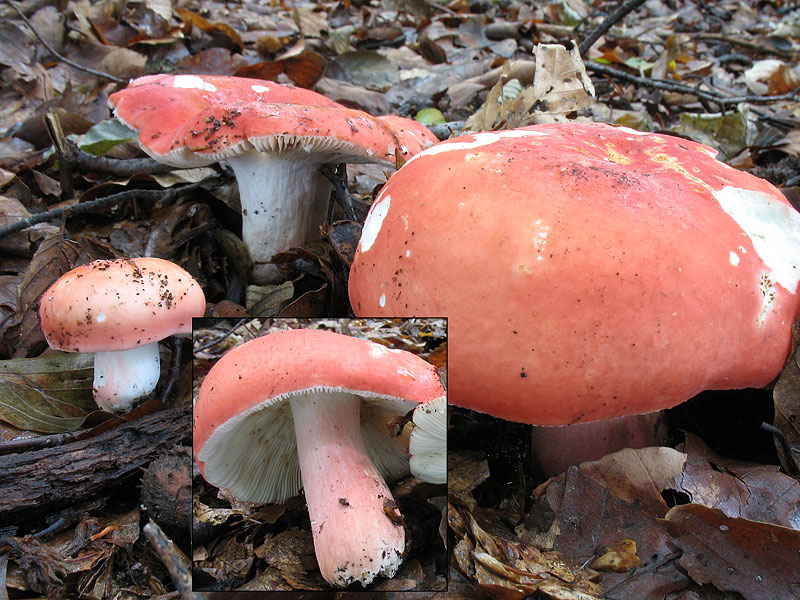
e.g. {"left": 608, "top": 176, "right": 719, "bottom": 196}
{"left": 349, "top": 122, "right": 800, "bottom": 426}
{"left": 193, "top": 328, "right": 445, "bottom": 587}
{"left": 109, "top": 75, "right": 437, "bottom": 283}
{"left": 39, "top": 257, "right": 205, "bottom": 412}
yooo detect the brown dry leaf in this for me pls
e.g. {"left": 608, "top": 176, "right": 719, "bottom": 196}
{"left": 772, "top": 342, "right": 800, "bottom": 475}
{"left": 292, "top": 5, "right": 328, "bottom": 39}
{"left": 663, "top": 504, "right": 800, "bottom": 599}
{"left": 254, "top": 529, "right": 326, "bottom": 590}
{"left": 589, "top": 538, "right": 641, "bottom": 573}
{"left": 679, "top": 433, "right": 800, "bottom": 529}
{"left": 449, "top": 500, "right": 601, "bottom": 600}
{"left": 529, "top": 43, "right": 594, "bottom": 117}
{"left": 0, "top": 195, "right": 59, "bottom": 257}
{"left": 525, "top": 448, "right": 688, "bottom": 598}
{"left": 15, "top": 235, "right": 84, "bottom": 358}
{"left": 176, "top": 8, "right": 244, "bottom": 52}
{"left": 235, "top": 49, "right": 326, "bottom": 89}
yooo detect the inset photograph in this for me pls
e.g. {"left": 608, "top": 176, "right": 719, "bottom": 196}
{"left": 192, "top": 318, "right": 447, "bottom": 592}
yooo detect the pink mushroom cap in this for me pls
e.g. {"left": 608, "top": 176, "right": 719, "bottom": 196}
{"left": 108, "top": 75, "right": 437, "bottom": 283}
{"left": 349, "top": 122, "right": 800, "bottom": 426}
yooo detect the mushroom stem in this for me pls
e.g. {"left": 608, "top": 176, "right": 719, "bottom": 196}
{"left": 289, "top": 391, "right": 405, "bottom": 587}
{"left": 93, "top": 342, "right": 161, "bottom": 412}
{"left": 228, "top": 153, "right": 332, "bottom": 283}
{"left": 531, "top": 411, "right": 669, "bottom": 478}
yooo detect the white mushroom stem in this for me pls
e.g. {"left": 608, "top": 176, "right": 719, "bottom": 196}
{"left": 93, "top": 342, "right": 161, "bottom": 413}
{"left": 289, "top": 391, "right": 405, "bottom": 588}
{"left": 228, "top": 153, "right": 332, "bottom": 284}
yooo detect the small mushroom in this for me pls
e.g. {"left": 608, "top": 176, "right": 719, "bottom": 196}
{"left": 192, "top": 328, "right": 446, "bottom": 587}
{"left": 349, "top": 122, "right": 800, "bottom": 471}
{"left": 109, "top": 74, "right": 437, "bottom": 283}
{"left": 39, "top": 257, "right": 205, "bottom": 412}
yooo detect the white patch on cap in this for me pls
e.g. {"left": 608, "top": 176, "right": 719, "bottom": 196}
{"left": 96, "top": 312, "right": 106, "bottom": 323}
{"left": 251, "top": 84, "right": 271, "bottom": 93}
{"left": 712, "top": 186, "right": 800, "bottom": 293}
{"left": 369, "top": 343, "right": 388, "bottom": 357}
{"left": 359, "top": 194, "right": 390, "bottom": 253}
{"left": 405, "top": 249, "right": 411, "bottom": 257}
{"left": 403, "top": 129, "right": 550, "bottom": 168}
{"left": 379, "top": 293, "right": 386, "bottom": 307}
{"left": 730, "top": 252, "right": 740, "bottom": 266}
{"left": 172, "top": 75, "right": 217, "bottom": 92}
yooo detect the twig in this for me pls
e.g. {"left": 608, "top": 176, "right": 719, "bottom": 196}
{"left": 44, "top": 111, "right": 74, "bottom": 201}
{"left": 65, "top": 140, "right": 177, "bottom": 176}
{"left": 193, "top": 318, "right": 250, "bottom": 353}
{"left": 45, "top": 111, "right": 176, "bottom": 177}
{"left": 159, "top": 337, "right": 183, "bottom": 404}
{"left": 143, "top": 520, "right": 200, "bottom": 600}
{"left": 579, "top": 0, "right": 648, "bottom": 56}
{"left": 694, "top": 33, "right": 796, "bottom": 60}
{"left": 0, "top": 181, "right": 208, "bottom": 240}
{"left": 587, "top": 61, "right": 800, "bottom": 107}
{"left": 5, "top": 0, "right": 125, "bottom": 83}
{"left": 320, "top": 163, "right": 354, "bottom": 220}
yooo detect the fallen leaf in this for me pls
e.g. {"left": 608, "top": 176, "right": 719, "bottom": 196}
{"left": 663, "top": 504, "right": 800, "bottom": 600}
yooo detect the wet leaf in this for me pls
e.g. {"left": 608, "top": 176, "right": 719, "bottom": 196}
{"left": 664, "top": 504, "right": 800, "bottom": 599}
{"left": 772, "top": 342, "right": 800, "bottom": 475}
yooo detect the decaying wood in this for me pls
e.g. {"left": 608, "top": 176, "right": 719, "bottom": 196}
{"left": 0, "top": 403, "right": 191, "bottom": 525}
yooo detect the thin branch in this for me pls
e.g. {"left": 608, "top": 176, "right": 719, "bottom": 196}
{"left": 579, "top": 0, "right": 648, "bottom": 56}
{"left": 5, "top": 0, "right": 125, "bottom": 83}
{"left": 587, "top": 61, "right": 800, "bottom": 108}
{"left": 0, "top": 181, "right": 208, "bottom": 240}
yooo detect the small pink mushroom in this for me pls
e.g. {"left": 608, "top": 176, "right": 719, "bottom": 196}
{"left": 192, "top": 328, "right": 446, "bottom": 587}
{"left": 39, "top": 257, "right": 206, "bottom": 412}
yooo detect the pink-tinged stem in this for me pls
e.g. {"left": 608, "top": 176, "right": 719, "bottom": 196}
{"left": 289, "top": 391, "right": 405, "bottom": 587}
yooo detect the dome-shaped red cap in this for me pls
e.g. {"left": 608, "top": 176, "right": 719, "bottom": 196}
{"left": 39, "top": 257, "right": 206, "bottom": 352}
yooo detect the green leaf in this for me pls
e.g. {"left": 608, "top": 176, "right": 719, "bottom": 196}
{"left": 78, "top": 118, "right": 138, "bottom": 157}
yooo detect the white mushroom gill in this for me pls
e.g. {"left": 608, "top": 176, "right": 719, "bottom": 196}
{"left": 712, "top": 186, "right": 800, "bottom": 293}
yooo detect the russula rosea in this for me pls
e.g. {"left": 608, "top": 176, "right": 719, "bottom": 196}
{"left": 108, "top": 74, "right": 437, "bottom": 283}
{"left": 409, "top": 396, "right": 447, "bottom": 484}
{"left": 192, "top": 328, "right": 446, "bottom": 587}
{"left": 39, "top": 257, "right": 205, "bottom": 412}
{"left": 349, "top": 122, "right": 800, "bottom": 470}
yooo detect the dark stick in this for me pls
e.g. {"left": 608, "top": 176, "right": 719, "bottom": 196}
{"left": 586, "top": 61, "right": 800, "bottom": 107}
{"left": 0, "top": 404, "right": 191, "bottom": 523}
{"left": 579, "top": 0, "right": 648, "bottom": 56}
{"left": 0, "top": 181, "right": 207, "bottom": 241}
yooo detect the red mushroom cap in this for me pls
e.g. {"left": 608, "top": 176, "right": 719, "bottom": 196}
{"left": 108, "top": 74, "right": 437, "bottom": 168}
{"left": 39, "top": 257, "right": 206, "bottom": 353}
{"left": 349, "top": 122, "right": 800, "bottom": 425}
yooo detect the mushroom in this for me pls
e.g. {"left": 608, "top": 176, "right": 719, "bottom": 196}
{"left": 409, "top": 396, "right": 447, "bottom": 484}
{"left": 192, "top": 328, "right": 446, "bottom": 587}
{"left": 39, "top": 257, "right": 206, "bottom": 413}
{"left": 108, "top": 74, "right": 437, "bottom": 283}
{"left": 348, "top": 122, "right": 800, "bottom": 473}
